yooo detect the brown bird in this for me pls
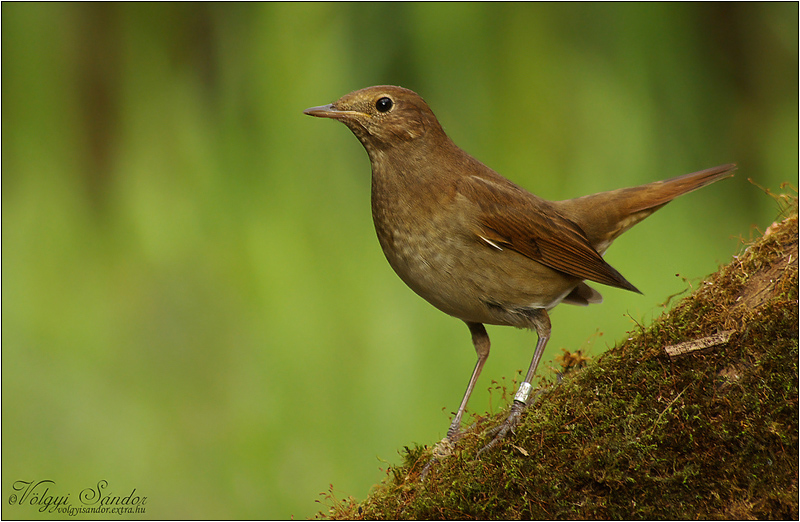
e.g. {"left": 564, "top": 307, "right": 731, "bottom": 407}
{"left": 303, "top": 85, "right": 735, "bottom": 456}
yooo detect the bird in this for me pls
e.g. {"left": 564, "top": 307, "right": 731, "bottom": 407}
{"left": 303, "top": 85, "right": 735, "bottom": 458}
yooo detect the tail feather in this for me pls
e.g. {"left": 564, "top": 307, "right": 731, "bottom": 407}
{"left": 622, "top": 163, "right": 737, "bottom": 214}
{"left": 554, "top": 163, "right": 736, "bottom": 253}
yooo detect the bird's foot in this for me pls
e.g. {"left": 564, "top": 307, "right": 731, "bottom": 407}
{"left": 476, "top": 400, "right": 526, "bottom": 458}
{"left": 432, "top": 435, "right": 458, "bottom": 458}
{"left": 420, "top": 435, "right": 457, "bottom": 480}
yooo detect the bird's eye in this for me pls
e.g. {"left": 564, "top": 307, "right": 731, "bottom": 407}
{"left": 375, "top": 97, "right": 393, "bottom": 113}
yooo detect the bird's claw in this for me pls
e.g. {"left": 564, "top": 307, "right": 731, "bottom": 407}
{"left": 431, "top": 436, "right": 457, "bottom": 459}
{"left": 422, "top": 400, "right": 531, "bottom": 478}
{"left": 477, "top": 400, "right": 526, "bottom": 458}
{"left": 419, "top": 436, "right": 457, "bottom": 479}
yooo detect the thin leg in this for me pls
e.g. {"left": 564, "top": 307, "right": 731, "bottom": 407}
{"left": 421, "top": 322, "right": 490, "bottom": 478}
{"left": 478, "top": 310, "right": 551, "bottom": 456}
{"left": 518, "top": 310, "right": 551, "bottom": 398}
{"left": 446, "top": 322, "right": 490, "bottom": 440}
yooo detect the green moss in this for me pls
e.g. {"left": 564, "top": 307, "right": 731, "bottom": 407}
{"left": 319, "top": 195, "right": 798, "bottom": 520}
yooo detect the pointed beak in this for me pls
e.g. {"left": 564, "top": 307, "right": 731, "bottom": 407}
{"left": 303, "top": 104, "right": 338, "bottom": 117}
{"left": 303, "top": 104, "right": 367, "bottom": 120}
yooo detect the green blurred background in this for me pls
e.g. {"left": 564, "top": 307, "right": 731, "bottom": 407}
{"left": 2, "top": 2, "right": 797, "bottom": 519}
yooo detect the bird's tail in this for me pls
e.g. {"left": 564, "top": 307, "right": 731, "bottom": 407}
{"left": 554, "top": 163, "right": 736, "bottom": 253}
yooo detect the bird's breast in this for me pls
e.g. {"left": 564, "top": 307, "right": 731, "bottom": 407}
{"left": 369, "top": 175, "right": 580, "bottom": 326}
{"left": 371, "top": 173, "right": 477, "bottom": 313}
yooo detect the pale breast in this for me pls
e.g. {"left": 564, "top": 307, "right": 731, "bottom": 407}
{"left": 371, "top": 190, "right": 581, "bottom": 327}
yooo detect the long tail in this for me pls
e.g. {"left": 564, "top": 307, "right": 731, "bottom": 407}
{"left": 554, "top": 163, "right": 736, "bottom": 253}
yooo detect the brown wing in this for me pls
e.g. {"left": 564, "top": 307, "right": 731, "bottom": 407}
{"left": 460, "top": 175, "right": 641, "bottom": 293}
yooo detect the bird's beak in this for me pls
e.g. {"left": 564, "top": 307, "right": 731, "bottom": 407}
{"left": 303, "top": 104, "right": 366, "bottom": 120}
{"left": 303, "top": 104, "right": 337, "bottom": 117}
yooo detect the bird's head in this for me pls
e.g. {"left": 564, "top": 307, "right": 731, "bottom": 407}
{"left": 304, "top": 85, "right": 443, "bottom": 149}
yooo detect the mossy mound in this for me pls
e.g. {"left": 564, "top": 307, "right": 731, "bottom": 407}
{"left": 320, "top": 194, "right": 798, "bottom": 520}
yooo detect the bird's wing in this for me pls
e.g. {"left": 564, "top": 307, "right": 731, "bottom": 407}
{"left": 458, "top": 175, "right": 640, "bottom": 293}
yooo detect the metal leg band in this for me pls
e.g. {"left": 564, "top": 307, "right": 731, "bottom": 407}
{"left": 514, "top": 381, "right": 533, "bottom": 404}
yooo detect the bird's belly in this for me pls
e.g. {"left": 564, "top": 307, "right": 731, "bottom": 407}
{"left": 375, "top": 219, "right": 580, "bottom": 327}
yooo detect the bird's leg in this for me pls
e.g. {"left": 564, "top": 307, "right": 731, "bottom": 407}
{"left": 421, "top": 322, "right": 489, "bottom": 478}
{"left": 446, "top": 322, "right": 490, "bottom": 440}
{"left": 478, "top": 310, "right": 551, "bottom": 456}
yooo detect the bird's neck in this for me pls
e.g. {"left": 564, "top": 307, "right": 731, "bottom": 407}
{"left": 368, "top": 136, "right": 462, "bottom": 238}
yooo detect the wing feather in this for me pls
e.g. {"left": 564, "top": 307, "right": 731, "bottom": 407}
{"left": 459, "top": 175, "right": 640, "bottom": 293}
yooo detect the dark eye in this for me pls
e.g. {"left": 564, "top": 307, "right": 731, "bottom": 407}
{"left": 375, "top": 97, "right": 393, "bottom": 113}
